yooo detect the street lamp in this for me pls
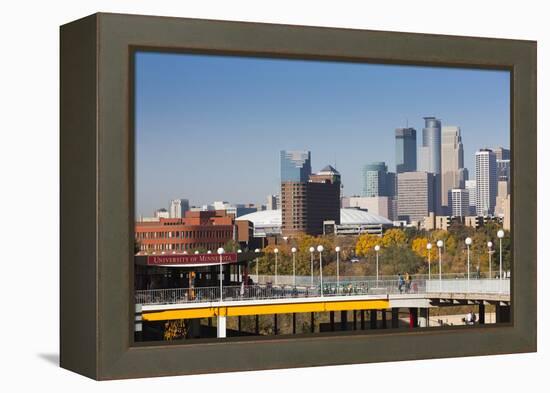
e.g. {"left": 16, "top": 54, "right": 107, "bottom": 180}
{"left": 317, "top": 245, "right": 324, "bottom": 297}
{"left": 309, "top": 246, "right": 315, "bottom": 287}
{"left": 217, "top": 247, "right": 225, "bottom": 302}
{"left": 254, "top": 248, "right": 260, "bottom": 283}
{"left": 274, "top": 248, "right": 279, "bottom": 286}
{"left": 335, "top": 246, "right": 341, "bottom": 293}
{"left": 207, "top": 250, "right": 212, "bottom": 254}
{"left": 437, "top": 240, "right": 444, "bottom": 290}
{"left": 374, "top": 245, "right": 381, "bottom": 286}
{"left": 487, "top": 241, "right": 493, "bottom": 279}
{"left": 291, "top": 247, "right": 297, "bottom": 287}
{"left": 426, "top": 243, "right": 433, "bottom": 280}
{"left": 194, "top": 250, "right": 199, "bottom": 255}
{"left": 497, "top": 230, "right": 505, "bottom": 281}
{"left": 465, "top": 237, "right": 472, "bottom": 282}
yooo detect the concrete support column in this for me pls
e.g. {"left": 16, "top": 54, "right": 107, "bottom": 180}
{"left": 381, "top": 309, "right": 387, "bottom": 329}
{"left": 478, "top": 303, "right": 486, "bottom": 325}
{"left": 330, "top": 311, "right": 335, "bottom": 331}
{"left": 391, "top": 308, "right": 399, "bottom": 328}
{"left": 370, "top": 310, "right": 377, "bottom": 329}
{"left": 310, "top": 312, "right": 315, "bottom": 333}
{"left": 292, "top": 313, "right": 296, "bottom": 334}
{"left": 238, "top": 316, "right": 242, "bottom": 332}
{"left": 361, "top": 310, "right": 365, "bottom": 330}
{"left": 274, "top": 314, "right": 278, "bottom": 335}
{"left": 341, "top": 311, "right": 348, "bottom": 331}
{"left": 353, "top": 310, "right": 357, "bottom": 330}
{"left": 255, "top": 315, "right": 260, "bottom": 334}
{"left": 217, "top": 315, "right": 227, "bottom": 338}
{"left": 419, "top": 308, "right": 429, "bottom": 328}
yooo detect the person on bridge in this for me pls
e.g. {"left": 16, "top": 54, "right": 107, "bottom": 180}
{"left": 404, "top": 272, "right": 411, "bottom": 293}
{"left": 398, "top": 273, "right": 404, "bottom": 293}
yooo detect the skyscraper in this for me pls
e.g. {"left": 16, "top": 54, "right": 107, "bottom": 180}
{"left": 492, "top": 147, "right": 510, "bottom": 161}
{"left": 451, "top": 189, "right": 470, "bottom": 217}
{"left": 465, "top": 179, "right": 477, "bottom": 215}
{"left": 397, "top": 171, "right": 436, "bottom": 223}
{"left": 362, "top": 162, "right": 388, "bottom": 197}
{"left": 395, "top": 127, "right": 417, "bottom": 173}
{"left": 475, "top": 149, "right": 498, "bottom": 216}
{"left": 441, "top": 126, "right": 466, "bottom": 211}
{"left": 280, "top": 150, "right": 312, "bottom": 182}
{"left": 266, "top": 194, "right": 279, "bottom": 210}
{"left": 418, "top": 117, "right": 441, "bottom": 174}
{"left": 169, "top": 198, "right": 189, "bottom": 218}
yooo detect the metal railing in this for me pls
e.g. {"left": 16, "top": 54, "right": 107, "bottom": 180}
{"left": 425, "top": 278, "right": 510, "bottom": 294}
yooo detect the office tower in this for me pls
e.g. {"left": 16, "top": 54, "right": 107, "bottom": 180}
{"left": 154, "top": 208, "right": 170, "bottom": 219}
{"left": 397, "top": 172, "right": 436, "bottom": 223}
{"left": 492, "top": 147, "right": 510, "bottom": 161}
{"left": 280, "top": 150, "right": 312, "bottom": 182}
{"left": 418, "top": 117, "right": 441, "bottom": 174}
{"left": 441, "top": 126, "right": 466, "bottom": 210}
{"left": 362, "top": 162, "right": 388, "bottom": 197}
{"left": 475, "top": 149, "right": 498, "bottom": 216}
{"left": 281, "top": 165, "right": 341, "bottom": 236}
{"left": 266, "top": 194, "right": 279, "bottom": 210}
{"left": 169, "top": 198, "right": 189, "bottom": 218}
{"left": 451, "top": 189, "right": 470, "bottom": 217}
{"left": 465, "top": 180, "right": 477, "bottom": 215}
{"left": 395, "top": 127, "right": 417, "bottom": 173}
{"left": 497, "top": 159, "right": 511, "bottom": 181}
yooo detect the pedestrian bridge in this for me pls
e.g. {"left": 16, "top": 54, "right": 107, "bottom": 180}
{"left": 136, "top": 278, "right": 510, "bottom": 324}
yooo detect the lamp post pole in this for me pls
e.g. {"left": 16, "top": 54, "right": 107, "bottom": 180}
{"left": 374, "top": 245, "right": 380, "bottom": 286}
{"left": 254, "top": 248, "right": 260, "bottom": 283}
{"left": 465, "top": 237, "right": 472, "bottom": 283}
{"left": 437, "top": 240, "right": 444, "bottom": 291}
{"left": 497, "top": 230, "right": 504, "bottom": 292}
{"left": 217, "top": 247, "right": 225, "bottom": 302}
{"left": 487, "top": 242, "right": 493, "bottom": 279}
{"left": 317, "top": 245, "right": 324, "bottom": 297}
{"left": 291, "top": 247, "right": 297, "bottom": 287}
{"left": 426, "top": 243, "right": 432, "bottom": 280}
{"left": 335, "top": 246, "right": 341, "bottom": 294}
{"left": 309, "top": 247, "right": 315, "bottom": 287}
{"left": 274, "top": 248, "right": 279, "bottom": 286}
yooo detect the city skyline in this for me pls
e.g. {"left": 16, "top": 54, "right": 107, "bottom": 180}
{"left": 136, "top": 51, "right": 510, "bottom": 217}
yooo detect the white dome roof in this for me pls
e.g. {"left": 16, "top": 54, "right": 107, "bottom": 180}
{"left": 237, "top": 208, "right": 392, "bottom": 227}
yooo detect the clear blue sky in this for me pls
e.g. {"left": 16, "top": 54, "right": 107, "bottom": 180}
{"left": 135, "top": 51, "right": 510, "bottom": 217}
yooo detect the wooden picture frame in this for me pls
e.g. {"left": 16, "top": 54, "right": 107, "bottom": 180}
{"left": 60, "top": 12, "right": 536, "bottom": 380}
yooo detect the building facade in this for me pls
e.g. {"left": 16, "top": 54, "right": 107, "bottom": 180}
{"left": 397, "top": 171, "right": 436, "bottom": 223}
{"left": 280, "top": 150, "right": 312, "bottom": 182}
{"left": 169, "top": 198, "right": 190, "bottom": 218}
{"left": 341, "top": 195, "right": 393, "bottom": 221}
{"left": 395, "top": 127, "right": 417, "bottom": 173}
{"left": 451, "top": 188, "right": 470, "bottom": 217}
{"left": 362, "top": 162, "right": 388, "bottom": 197}
{"left": 465, "top": 179, "right": 477, "bottom": 216}
{"left": 475, "top": 149, "right": 498, "bottom": 216}
{"left": 441, "top": 126, "right": 466, "bottom": 211}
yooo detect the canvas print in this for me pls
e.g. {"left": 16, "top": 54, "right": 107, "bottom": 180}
{"left": 133, "top": 52, "right": 511, "bottom": 342}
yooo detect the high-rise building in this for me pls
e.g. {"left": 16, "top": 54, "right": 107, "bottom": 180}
{"left": 492, "top": 147, "right": 510, "bottom": 161}
{"left": 418, "top": 117, "right": 441, "bottom": 174}
{"left": 280, "top": 151, "right": 341, "bottom": 236}
{"left": 154, "top": 208, "right": 170, "bottom": 219}
{"left": 362, "top": 162, "right": 388, "bottom": 197}
{"left": 475, "top": 149, "right": 498, "bottom": 216}
{"left": 397, "top": 171, "right": 436, "bottom": 223}
{"left": 266, "top": 194, "right": 279, "bottom": 210}
{"left": 497, "top": 159, "right": 511, "bottom": 181}
{"left": 465, "top": 179, "right": 477, "bottom": 215}
{"left": 169, "top": 198, "right": 189, "bottom": 218}
{"left": 280, "top": 150, "right": 312, "bottom": 182}
{"left": 451, "top": 189, "right": 470, "bottom": 217}
{"left": 441, "top": 126, "right": 466, "bottom": 210}
{"left": 395, "top": 127, "right": 417, "bottom": 173}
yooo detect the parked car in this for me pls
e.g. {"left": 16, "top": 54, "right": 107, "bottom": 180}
{"left": 350, "top": 257, "right": 360, "bottom": 263}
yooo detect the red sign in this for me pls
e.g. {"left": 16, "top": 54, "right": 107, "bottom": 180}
{"left": 146, "top": 253, "right": 238, "bottom": 266}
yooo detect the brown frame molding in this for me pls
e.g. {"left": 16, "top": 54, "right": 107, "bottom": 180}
{"left": 60, "top": 12, "right": 536, "bottom": 380}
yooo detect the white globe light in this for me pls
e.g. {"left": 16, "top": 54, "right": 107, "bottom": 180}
{"left": 465, "top": 237, "right": 472, "bottom": 246}
{"left": 374, "top": 245, "right": 380, "bottom": 252}
{"left": 194, "top": 250, "right": 199, "bottom": 255}
{"left": 335, "top": 246, "right": 341, "bottom": 252}
{"left": 291, "top": 247, "right": 297, "bottom": 253}
{"left": 497, "top": 230, "right": 505, "bottom": 239}
{"left": 183, "top": 251, "right": 188, "bottom": 255}
{"left": 207, "top": 250, "right": 212, "bottom": 254}
{"left": 487, "top": 241, "right": 493, "bottom": 249}
{"left": 254, "top": 248, "right": 260, "bottom": 253}
{"left": 317, "top": 245, "right": 324, "bottom": 252}
{"left": 437, "top": 240, "right": 444, "bottom": 248}
{"left": 309, "top": 246, "right": 315, "bottom": 253}
{"left": 217, "top": 247, "right": 225, "bottom": 255}
{"left": 237, "top": 249, "right": 242, "bottom": 253}
{"left": 274, "top": 248, "right": 279, "bottom": 254}
{"left": 426, "top": 243, "right": 432, "bottom": 250}
{"left": 161, "top": 251, "right": 165, "bottom": 255}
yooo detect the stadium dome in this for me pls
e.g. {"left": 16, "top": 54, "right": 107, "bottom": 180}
{"left": 237, "top": 208, "right": 392, "bottom": 236}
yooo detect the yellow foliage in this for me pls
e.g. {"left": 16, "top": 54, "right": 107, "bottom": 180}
{"left": 355, "top": 233, "right": 380, "bottom": 257}
{"left": 411, "top": 237, "right": 436, "bottom": 260}
{"left": 381, "top": 228, "right": 407, "bottom": 248}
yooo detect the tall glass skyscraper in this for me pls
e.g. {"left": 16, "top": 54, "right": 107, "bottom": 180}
{"left": 475, "top": 149, "right": 498, "bottom": 216}
{"left": 395, "top": 127, "right": 417, "bottom": 173}
{"left": 362, "top": 162, "right": 388, "bottom": 197}
{"left": 280, "top": 150, "right": 312, "bottom": 182}
{"left": 418, "top": 117, "right": 442, "bottom": 174}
